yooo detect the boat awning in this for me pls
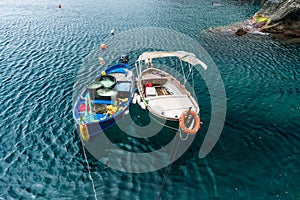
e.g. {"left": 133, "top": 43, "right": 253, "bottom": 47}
{"left": 137, "top": 51, "right": 208, "bottom": 70}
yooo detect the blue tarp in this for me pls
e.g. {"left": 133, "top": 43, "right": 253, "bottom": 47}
{"left": 94, "top": 114, "right": 106, "bottom": 120}
{"left": 92, "top": 100, "right": 113, "bottom": 104}
{"left": 105, "top": 63, "right": 130, "bottom": 74}
{"left": 107, "top": 68, "right": 127, "bottom": 74}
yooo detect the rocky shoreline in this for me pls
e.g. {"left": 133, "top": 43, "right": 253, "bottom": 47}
{"left": 209, "top": 0, "right": 300, "bottom": 42}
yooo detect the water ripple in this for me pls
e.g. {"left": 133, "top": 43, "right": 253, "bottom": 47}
{"left": 0, "top": 0, "right": 299, "bottom": 199}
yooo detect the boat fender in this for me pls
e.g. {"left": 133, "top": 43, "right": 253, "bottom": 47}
{"left": 136, "top": 94, "right": 141, "bottom": 104}
{"left": 132, "top": 93, "right": 137, "bottom": 104}
{"left": 79, "top": 124, "right": 89, "bottom": 141}
{"left": 179, "top": 110, "right": 200, "bottom": 134}
{"left": 139, "top": 101, "right": 146, "bottom": 110}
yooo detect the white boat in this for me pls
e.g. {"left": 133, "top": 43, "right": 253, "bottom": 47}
{"left": 135, "top": 51, "right": 207, "bottom": 134}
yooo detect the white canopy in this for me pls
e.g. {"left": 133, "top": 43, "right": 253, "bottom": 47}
{"left": 137, "top": 51, "right": 208, "bottom": 70}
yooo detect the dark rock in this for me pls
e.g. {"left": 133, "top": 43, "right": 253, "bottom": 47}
{"left": 235, "top": 27, "right": 247, "bottom": 36}
{"left": 206, "top": 0, "right": 300, "bottom": 41}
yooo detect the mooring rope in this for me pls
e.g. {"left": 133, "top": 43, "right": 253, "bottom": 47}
{"left": 179, "top": 129, "right": 189, "bottom": 141}
{"left": 80, "top": 138, "right": 98, "bottom": 200}
{"left": 158, "top": 134, "right": 181, "bottom": 199}
{"left": 150, "top": 115, "right": 179, "bottom": 131}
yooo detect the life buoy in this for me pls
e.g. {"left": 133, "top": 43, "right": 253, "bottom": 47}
{"left": 179, "top": 110, "right": 200, "bottom": 134}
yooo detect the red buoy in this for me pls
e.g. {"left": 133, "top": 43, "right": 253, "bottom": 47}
{"left": 100, "top": 44, "right": 107, "bottom": 50}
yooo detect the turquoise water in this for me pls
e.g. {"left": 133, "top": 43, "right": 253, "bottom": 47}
{"left": 1, "top": 0, "right": 300, "bottom": 199}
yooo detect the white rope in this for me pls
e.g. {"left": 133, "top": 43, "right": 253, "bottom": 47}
{"left": 180, "top": 59, "right": 186, "bottom": 84}
{"left": 150, "top": 114, "right": 179, "bottom": 131}
{"left": 158, "top": 133, "right": 181, "bottom": 199}
{"left": 80, "top": 138, "right": 98, "bottom": 200}
{"left": 175, "top": 59, "right": 179, "bottom": 80}
{"left": 150, "top": 114, "right": 189, "bottom": 141}
{"left": 184, "top": 63, "right": 193, "bottom": 86}
{"left": 179, "top": 129, "right": 189, "bottom": 141}
{"left": 192, "top": 66, "right": 195, "bottom": 92}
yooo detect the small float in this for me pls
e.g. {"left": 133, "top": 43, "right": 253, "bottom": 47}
{"left": 100, "top": 43, "right": 107, "bottom": 50}
{"left": 110, "top": 29, "right": 115, "bottom": 35}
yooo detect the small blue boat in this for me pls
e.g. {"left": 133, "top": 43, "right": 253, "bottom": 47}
{"left": 73, "top": 56, "right": 135, "bottom": 141}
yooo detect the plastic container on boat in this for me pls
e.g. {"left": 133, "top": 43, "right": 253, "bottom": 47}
{"left": 95, "top": 88, "right": 118, "bottom": 101}
{"left": 99, "top": 75, "right": 116, "bottom": 88}
{"left": 87, "top": 82, "right": 103, "bottom": 100}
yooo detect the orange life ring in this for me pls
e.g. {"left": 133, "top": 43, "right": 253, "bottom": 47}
{"left": 179, "top": 110, "right": 200, "bottom": 134}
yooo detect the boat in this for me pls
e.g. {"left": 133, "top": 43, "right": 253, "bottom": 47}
{"left": 73, "top": 55, "right": 135, "bottom": 141}
{"left": 135, "top": 51, "right": 208, "bottom": 136}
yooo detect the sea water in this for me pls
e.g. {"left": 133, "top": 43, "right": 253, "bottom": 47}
{"left": 0, "top": 0, "right": 299, "bottom": 199}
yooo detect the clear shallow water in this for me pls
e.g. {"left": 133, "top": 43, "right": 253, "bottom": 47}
{"left": 1, "top": 0, "right": 300, "bottom": 199}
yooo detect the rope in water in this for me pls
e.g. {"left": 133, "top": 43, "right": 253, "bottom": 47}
{"left": 179, "top": 129, "right": 189, "bottom": 141}
{"left": 150, "top": 115, "right": 179, "bottom": 131}
{"left": 80, "top": 137, "right": 98, "bottom": 200}
{"left": 157, "top": 134, "right": 181, "bottom": 199}
{"left": 150, "top": 115, "right": 191, "bottom": 141}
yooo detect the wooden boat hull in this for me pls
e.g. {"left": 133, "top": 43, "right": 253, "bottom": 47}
{"left": 73, "top": 63, "right": 134, "bottom": 139}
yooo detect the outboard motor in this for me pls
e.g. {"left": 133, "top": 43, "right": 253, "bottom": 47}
{"left": 120, "top": 55, "right": 129, "bottom": 64}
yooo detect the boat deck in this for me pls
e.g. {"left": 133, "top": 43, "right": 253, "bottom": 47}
{"left": 146, "top": 95, "right": 196, "bottom": 119}
{"left": 141, "top": 68, "right": 198, "bottom": 120}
